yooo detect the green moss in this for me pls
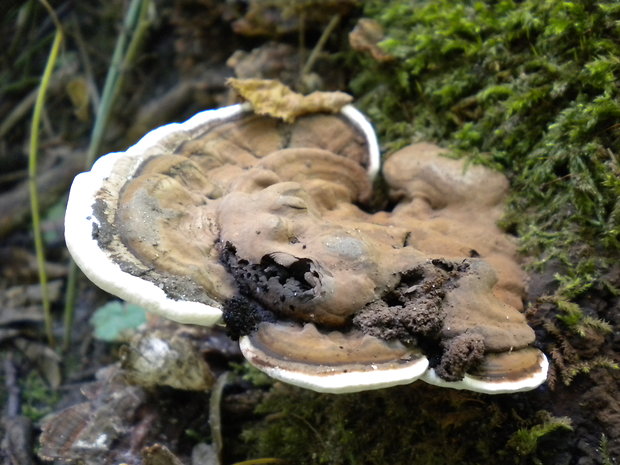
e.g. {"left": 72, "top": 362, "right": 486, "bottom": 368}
{"left": 21, "top": 370, "right": 59, "bottom": 422}
{"left": 351, "top": 0, "right": 620, "bottom": 299}
{"left": 553, "top": 298, "right": 612, "bottom": 337}
{"left": 554, "top": 299, "right": 584, "bottom": 327}
{"left": 507, "top": 412, "right": 572, "bottom": 457}
{"left": 562, "top": 357, "right": 619, "bottom": 385}
{"left": 599, "top": 434, "right": 614, "bottom": 465}
{"left": 242, "top": 384, "right": 568, "bottom": 465}
{"left": 231, "top": 361, "right": 276, "bottom": 388}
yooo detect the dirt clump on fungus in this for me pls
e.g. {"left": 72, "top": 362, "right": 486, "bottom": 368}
{"left": 353, "top": 259, "right": 488, "bottom": 381}
{"left": 221, "top": 295, "right": 277, "bottom": 341}
{"left": 352, "top": 259, "right": 465, "bottom": 344}
{"left": 435, "top": 332, "right": 485, "bottom": 381}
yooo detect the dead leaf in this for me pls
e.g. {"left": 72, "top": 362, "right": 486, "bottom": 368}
{"left": 39, "top": 377, "right": 145, "bottom": 463}
{"left": 66, "top": 76, "right": 90, "bottom": 121}
{"left": 142, "top": 444, "right": 185, "bottom": 465}
{"left": 349, "top": 18, "right": 394, "bottom": 62}
{"left": 120, "top": 329, "right": 215, "bottom": 391}
{"left": 1, "top": 416, "right": 34, "bottom": 465}
{"left": 0, "top": 308, "right": 44, "bottom": 326}
{"left": 0, "top": 247, "right": 66, "bottom": 282}
{"left": 227, "top": 78, "right": 352, "bottom": 123}
{"left": 14, "top": 339, "right": 61, "bottom": 389}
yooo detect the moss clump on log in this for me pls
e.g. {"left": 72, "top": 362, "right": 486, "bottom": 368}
{"left": 351, "top": 0, "right": 620, "bottom": 299}
{"left": 242, "top": 383, "right": 572, "bottom": 465}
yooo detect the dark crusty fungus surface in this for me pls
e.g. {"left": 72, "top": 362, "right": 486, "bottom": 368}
{"left": 65, "top": 101, "right": 547, "bottom": 394}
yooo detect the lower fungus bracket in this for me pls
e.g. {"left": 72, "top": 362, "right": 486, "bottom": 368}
{"left": 239, "top": 322, "right": 430, "bottom": 394}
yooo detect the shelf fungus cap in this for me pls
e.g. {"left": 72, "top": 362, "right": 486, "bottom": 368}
{"left": 240, "top": 322, "right": 429, "bottom": 393}
{"left": 64, "top": 101, "right": 379, "bottom": 328}
{"left": 65, "top": 87, "right": 547, "bottom": 395}
{"left": 422, "top": 348, "right": 549, "bottom": 394}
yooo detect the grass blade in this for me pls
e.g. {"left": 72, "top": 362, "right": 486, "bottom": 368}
{"left": 29, "top": 22, "right": 63, "bottom": 348}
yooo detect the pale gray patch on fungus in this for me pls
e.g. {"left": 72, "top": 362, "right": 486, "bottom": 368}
{"left": 65, "top": 102, "right": 548, "bottom": 394}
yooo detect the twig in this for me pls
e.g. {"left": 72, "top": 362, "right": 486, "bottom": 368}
{"left": 29, "top": 1, "right": 63, "bottom": 348}
{"left": 0, "top": 169, "right": 28, "bottom": 185}
{"left": 298, "top": 11, "right": 306, "bottom": 81}
{"left": 231, "top": 459, "right": 286, "bottom": 465}
{"left": 0, "top": 149, "right": 83, "bottom": 239}
{"left": 3, "top": 353, "right": 20, "bottom": 417}
{"left": 209, "top": 372, "right": 229, "bottom": 465}
{"left": 0, "top": 67, "right": 72, "bottom": 140}
{"left": 301, "top": 14, "right": 341, "bottom": 77}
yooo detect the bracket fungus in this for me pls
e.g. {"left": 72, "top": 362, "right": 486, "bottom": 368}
{"left": 65, "top": 86, "right": 547, "bottom": 394}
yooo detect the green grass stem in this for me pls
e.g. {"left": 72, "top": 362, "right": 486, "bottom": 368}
{"left": 301, "top": 14, "right": 341, "bottom": 78}
{"left": 84, "top": 0, "right": 148, "bottom": 168}
{"left": 63, "top": 0, "right": 151, "bottom": 351}
{"left": 29, "top": 22, "right": 63, "bottom": 348}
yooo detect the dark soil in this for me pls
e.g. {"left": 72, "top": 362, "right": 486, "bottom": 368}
{"left": 352, "top": 259, "right": 454, "bottom": 344}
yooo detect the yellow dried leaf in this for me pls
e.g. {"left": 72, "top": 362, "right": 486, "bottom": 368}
{"left": 227, "top": 78, "right": 352, "bottom": 123}
{"left": 349, "top": 18, "right": 394, "bottom": 62}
